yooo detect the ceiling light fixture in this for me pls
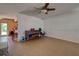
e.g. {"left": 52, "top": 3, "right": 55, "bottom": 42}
{"left": 41, "top": 9, "right": 48, "bottom": 14}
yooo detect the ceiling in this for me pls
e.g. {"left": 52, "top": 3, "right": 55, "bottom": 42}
{"left": 0, "top": 3, "right": 42, "bottom": 15}
{"left": 0, "top": 3, "right": 79, "bottom": 19}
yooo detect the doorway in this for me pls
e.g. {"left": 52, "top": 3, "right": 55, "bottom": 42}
{"left": 0, "top": 23, "right": 8, "bottom": 36}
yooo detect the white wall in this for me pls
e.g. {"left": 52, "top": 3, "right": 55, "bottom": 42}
{"left": 17, "top": 14, "right": 44, "bottom": 40}
{"left": 44, "top": 8, "right": 79, "bottom": 43}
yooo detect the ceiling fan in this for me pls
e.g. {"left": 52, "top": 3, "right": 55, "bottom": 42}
{"left": 35, "top": 3, "right": 56, "bottom": 14}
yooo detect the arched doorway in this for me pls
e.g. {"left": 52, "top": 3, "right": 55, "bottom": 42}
{"left": 0, "top": 18, "right": 18, "bottom": 37}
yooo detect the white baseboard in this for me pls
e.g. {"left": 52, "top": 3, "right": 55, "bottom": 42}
{"left": 45, "top": 35, "right": 79, "bottom": 44}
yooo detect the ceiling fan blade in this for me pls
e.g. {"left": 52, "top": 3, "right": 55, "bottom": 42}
{"left": 47, "top": 8, "right": 56, "bottom": 11}
{"left": 42, "top": 3, "right": 49, "bottom": 9}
